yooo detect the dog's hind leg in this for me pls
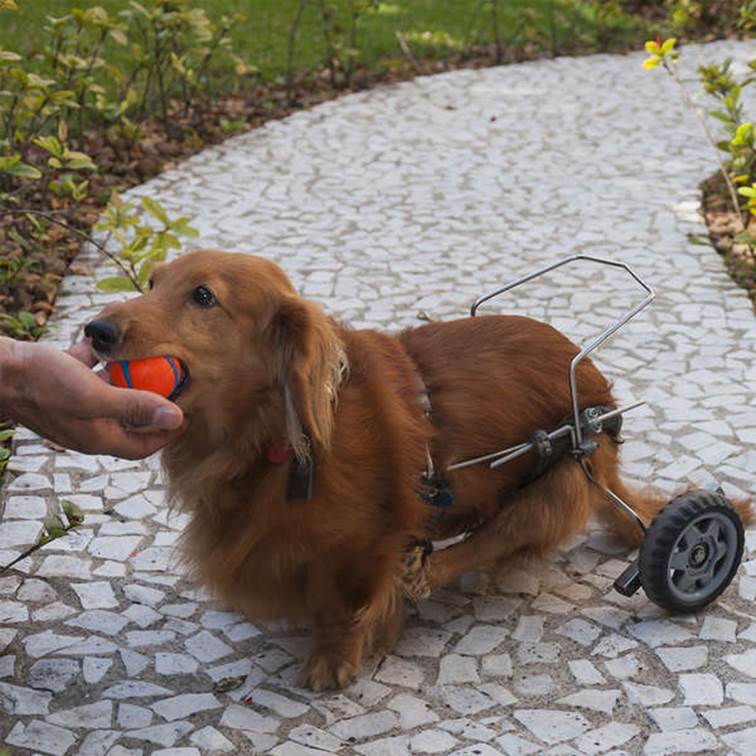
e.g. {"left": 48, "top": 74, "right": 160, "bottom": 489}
{"left": 428, "top": 458, "right": 594, "bottom": 591}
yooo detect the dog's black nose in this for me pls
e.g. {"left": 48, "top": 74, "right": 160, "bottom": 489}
{"left": 84, "top": 319, "right": 121, "bottom": 355}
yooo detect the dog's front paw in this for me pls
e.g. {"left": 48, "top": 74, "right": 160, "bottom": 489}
{"left": 298, "top": 652, "right": 358, "bottom": 692}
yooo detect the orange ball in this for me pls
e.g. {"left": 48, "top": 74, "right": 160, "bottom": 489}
{"left": 108, "top": 356, "right": 187, "bottom": 401}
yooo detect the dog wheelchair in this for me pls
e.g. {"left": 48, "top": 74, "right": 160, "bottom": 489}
{"left": 419, "top": 254, "right": 745, "bottom": 613}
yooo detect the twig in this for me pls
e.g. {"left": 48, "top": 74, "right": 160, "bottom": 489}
{"left": 395, "top": 31, "right": 420, "bottom": 73}
{"left": 287, "top": 0, "right": 310, "bottom": 96}
{"left": 1, "top": 207, "right": 141, "bottom": 289}
{"left": 0, "top": 541, "right": 45, "bottom": 574}
{"left": 0, "top": 524, "right": 77, "bottom": 575}
{"left": 491, "top": 0, "right": 503, "bottom": 64}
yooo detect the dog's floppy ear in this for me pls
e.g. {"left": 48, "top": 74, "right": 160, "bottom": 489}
{"left": 270, "top": 296, "right": 344, "bottom": 459}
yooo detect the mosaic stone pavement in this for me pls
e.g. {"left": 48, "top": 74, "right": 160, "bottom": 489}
{"left": 2, "top": 40, "right": 756, "bottom": 756}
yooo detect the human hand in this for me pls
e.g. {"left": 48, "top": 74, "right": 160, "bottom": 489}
{"left": 0, "top": 337, "right": 185, "bottom": 459}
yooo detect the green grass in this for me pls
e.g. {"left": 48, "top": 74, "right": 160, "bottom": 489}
{"left": 0, "top": 1, "right": 647, "bottom": 82}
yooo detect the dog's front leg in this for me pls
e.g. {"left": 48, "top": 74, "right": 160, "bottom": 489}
{"left": 298, "top": 563, "right": 365, "bottom": 692}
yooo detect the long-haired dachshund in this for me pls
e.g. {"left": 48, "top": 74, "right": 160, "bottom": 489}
{"left": 85, "top": 250, "right": 751, "bottom": 691}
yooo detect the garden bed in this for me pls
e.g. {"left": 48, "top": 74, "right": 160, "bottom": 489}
{"left": 700, "top": 171, "right": 756, "bottom": 311}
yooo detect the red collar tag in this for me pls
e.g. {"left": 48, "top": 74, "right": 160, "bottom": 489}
{"left": 266, "top": 440, "right": 294, "bottom": 465}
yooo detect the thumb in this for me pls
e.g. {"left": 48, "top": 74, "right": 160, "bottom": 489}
{"left": 104, "top": 386, "right": 184, "bottom": 430}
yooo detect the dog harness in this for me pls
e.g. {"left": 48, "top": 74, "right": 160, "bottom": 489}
{"left": 401, "top": 383, "right": 626, "bottom": 602}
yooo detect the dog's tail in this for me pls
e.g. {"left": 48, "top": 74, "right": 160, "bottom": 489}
{"left": 592, "top": 442, "right": 754, "bottom": 549}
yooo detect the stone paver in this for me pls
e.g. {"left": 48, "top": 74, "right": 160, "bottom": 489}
{"left": 1, "top": 41, "right": 755, "bottom": 754}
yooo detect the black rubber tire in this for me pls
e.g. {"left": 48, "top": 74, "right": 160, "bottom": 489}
{"left": 639, "top": 489, "right": 744, "bottom": 613}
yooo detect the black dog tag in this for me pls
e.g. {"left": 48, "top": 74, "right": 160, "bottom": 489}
{"left": 287, "top": 457, "right": 313, "bottom": 501}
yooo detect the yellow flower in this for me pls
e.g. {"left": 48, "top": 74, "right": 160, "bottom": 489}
{"left": 643, "top": 37, "right": 678, "bottom": 70}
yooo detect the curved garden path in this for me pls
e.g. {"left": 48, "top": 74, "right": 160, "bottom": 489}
{"left": 1, "top": 41, "right": 755, "bottom": 756}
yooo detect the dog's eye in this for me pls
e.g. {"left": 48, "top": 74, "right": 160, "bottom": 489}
{"left": 191, "top": 285, "right": 216, "bottom": 308}
{"left": 148, "top": 277, "right": 155, "bottom": 290}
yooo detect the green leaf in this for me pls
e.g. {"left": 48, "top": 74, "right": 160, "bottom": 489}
{"left": 169, "top": 217, "right": 199, "bottom": 237}
{"left": 160, "top": 232, "right": 181, "bottom": 250}
{"left": 213, "top": 675, "right": 246, "bottom": 692}
{"left": 0, "top": 429, "right": 14, "bottom": 441}
{"left": 141, "top": 196, "right": 169, "bottom": 226}
{"left": 687, "top": 233, "right": 711, "bottom": 246}
{"left": 0, "top": 447, "right": 9, "bottom": 461}
{"left": 62, "top": 500, "right": 84, "bottom": 525}
{"left": 137, "top": 260, "right": 155, "bottom": 286}
{"left": 709, "top": 110, "right": 733, "bottom": 124}
{"left": 66, "top": 157, "right": 97, "bottom": 171}
{"left": 1, "top": 162, "right": 42, "bottom": 179}
{"left": 33, "top": 135, "right": 63, "bottom": 157}
{"left": 43, "top": 515, "right": 66, "bottom": 533}
{"left": 109, "top": 28, "right": 128, "bottom": 45}
{"left": 96, "top": 276, "right": 139, "bottom": 292}
{"left": 18, "top": 311, "right": 35, "bottom": 328}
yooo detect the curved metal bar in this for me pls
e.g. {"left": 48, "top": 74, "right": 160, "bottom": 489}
{"left": 470, "top": 254, "right": 656, "bottom": 447}
{"left": 579, "top": 459, "right": 647, "bottom": 535}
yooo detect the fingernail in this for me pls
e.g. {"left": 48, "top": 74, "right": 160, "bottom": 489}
{"left": 152, "top": 405, "right": 182, "bottom": 430}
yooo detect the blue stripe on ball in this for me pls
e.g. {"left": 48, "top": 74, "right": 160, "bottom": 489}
{"left": 119, "top": 360, "right": 134, "bottom": 388}
{"left": 165, "top": 355, "right": 180, "bottom": 388}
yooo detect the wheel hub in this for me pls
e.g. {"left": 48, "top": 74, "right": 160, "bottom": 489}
{"left": 689, "top": 543, "right": 709, "bottom": 568}
{"left": 667, "top": 509, "right": 739, "bottom": 601}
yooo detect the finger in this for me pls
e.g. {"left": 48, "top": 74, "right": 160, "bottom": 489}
{"left": 40, "top": 416, "right": 185, "bottom": 458}
{"left": 67, "top": 340, "right": 99, "bottom": 368}
{"left": 103, "top": 427, "right": 186, "bottom": 459}
{"left": 82, "top": 382, "right": 184, "bottom": 431}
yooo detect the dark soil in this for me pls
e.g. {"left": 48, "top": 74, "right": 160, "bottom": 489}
{"left": 699, "top": 171, "right": 756, "bottom": 312}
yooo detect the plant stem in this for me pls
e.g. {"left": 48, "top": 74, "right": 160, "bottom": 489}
{"left": 287, "top": 0, "right": 310, "bottom": 98}
{"left": 1, "top": 208, "right": 141, "bottom": 289}
{"left": 317, "top": 0, "right": 338, "bottom": 86}
{"left": 666, "top": 60, "right": 745, "bottom": 230}
{"left": 0, "top": 524, "right": 77, "bottom": 574}
{"left": 395, "top": 31, "right": 420, "bottom": 73}
{"left": 492, "top": 0, "right": 503, "bottom": 63}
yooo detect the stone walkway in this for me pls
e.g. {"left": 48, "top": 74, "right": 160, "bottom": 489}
{"left": 2, "top": 41, "right": 756, "bottom": 756}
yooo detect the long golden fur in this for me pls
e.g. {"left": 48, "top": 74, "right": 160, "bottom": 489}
{"left": 91, "top": 250, "right": 752, "bottom": 691}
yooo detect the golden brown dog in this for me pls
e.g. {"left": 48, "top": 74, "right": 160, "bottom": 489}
{"left": 85, "top": 250, "right": 748, "bottom": 691}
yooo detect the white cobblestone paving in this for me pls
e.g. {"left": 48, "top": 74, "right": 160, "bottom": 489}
{"left": 1, "top": 41, "right": 755, "bottom": 755}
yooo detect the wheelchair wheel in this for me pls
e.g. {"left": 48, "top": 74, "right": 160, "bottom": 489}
{"left": 639, "top": 489, "right": 744, "bottom": 613}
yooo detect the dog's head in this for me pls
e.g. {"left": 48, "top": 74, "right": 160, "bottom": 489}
{"left": 86, "top": 250, "right": 345, "bottom": 459}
